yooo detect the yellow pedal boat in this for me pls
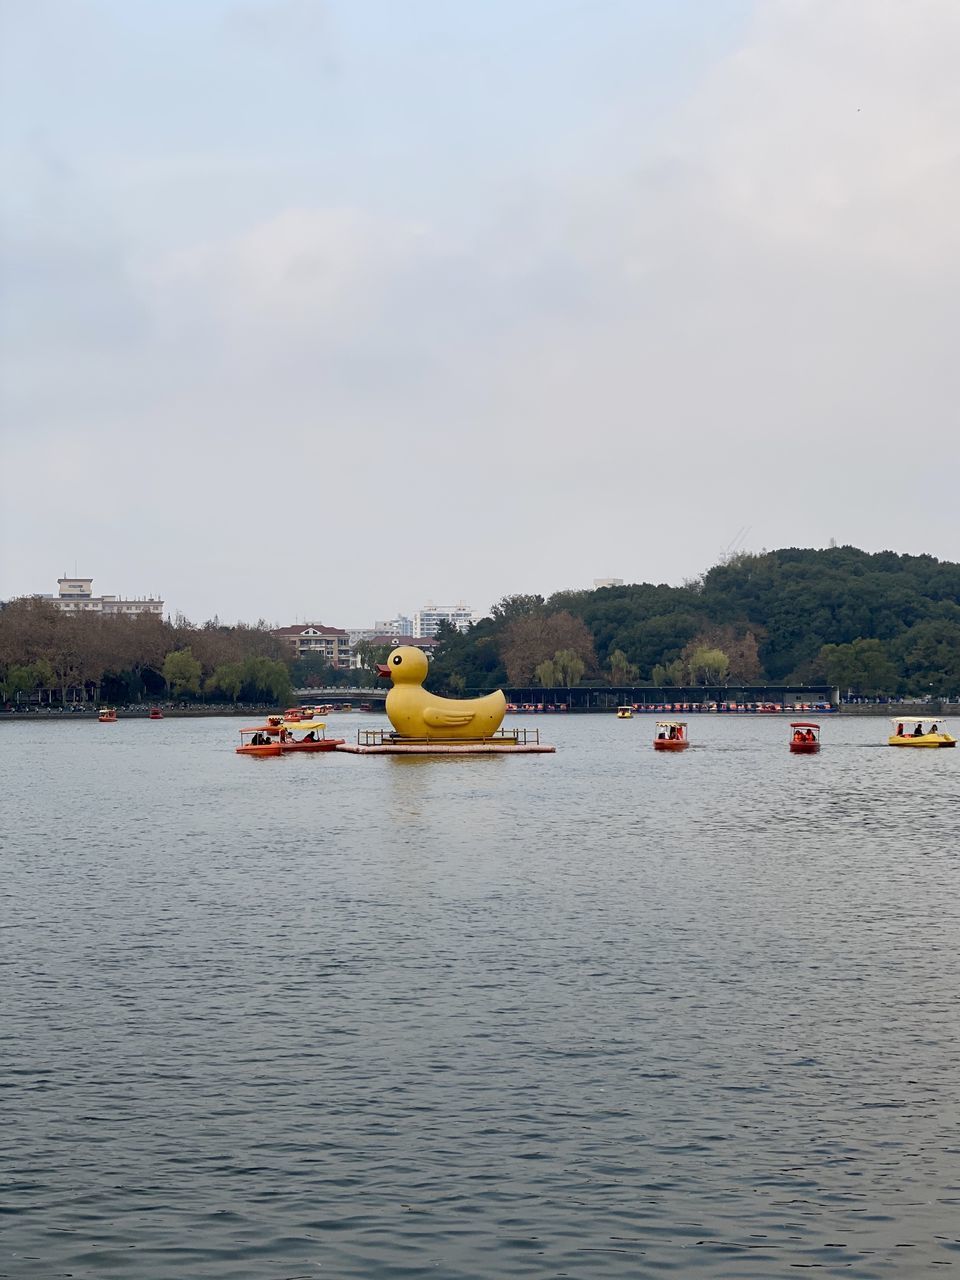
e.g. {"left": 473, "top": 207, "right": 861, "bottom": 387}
{"left": 888, "top": 717, "right": 956, "bottom": 748}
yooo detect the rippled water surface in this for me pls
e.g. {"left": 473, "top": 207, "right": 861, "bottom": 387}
{"left": 3, "top": 712, "right": 960, "bottom": 1278}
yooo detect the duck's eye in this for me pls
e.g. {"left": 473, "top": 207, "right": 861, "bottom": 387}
{"left": 392, "top": 654, "right": 403, "bottom": 665}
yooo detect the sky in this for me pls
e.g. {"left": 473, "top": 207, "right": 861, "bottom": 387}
{"left": 2, "top": 0, "right": 959, "bottom": 625}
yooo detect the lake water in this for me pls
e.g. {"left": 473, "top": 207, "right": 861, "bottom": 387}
{"left": 3, "top": 712, "right": 959, "bottom": 1278}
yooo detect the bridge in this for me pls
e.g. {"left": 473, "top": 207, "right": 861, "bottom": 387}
{"left": 293, "top": 687, "right": 387, "bottom": 703}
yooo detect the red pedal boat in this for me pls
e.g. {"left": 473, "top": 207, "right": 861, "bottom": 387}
{"left": 654, "top": 720, "right": 689, "bottom": 751}
{"left": 236, "top": 728, "right": 282, "bottom": 757}
{"left": 789, "top": 721, "right": 820, "bottom": 753}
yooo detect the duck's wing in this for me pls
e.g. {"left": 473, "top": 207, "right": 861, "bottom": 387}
{"left": 422, "top": 706, "right": 476, "bottom": 729}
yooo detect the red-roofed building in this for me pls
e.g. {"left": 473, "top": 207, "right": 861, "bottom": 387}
{"left": 273, "top": 624, "right": 352, "bottom": 669}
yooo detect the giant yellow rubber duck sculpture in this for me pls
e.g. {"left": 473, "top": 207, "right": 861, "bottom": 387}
{"left": 376, "top": 646, "right": 507, "bottom": 740}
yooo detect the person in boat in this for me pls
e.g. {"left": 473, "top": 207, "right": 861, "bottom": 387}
{"left": 303, "top": 730, "right": 317, "bottom": 742}
{"left": 913, "top": 722, "right": 924, "bottom": 737}
{"left": 657, "top": 728, "right": 666, "bottom": 740}
{"left": 675, "top": 725, "right": 684, "bottom": 740}
{"left": 805, "top": 729, "right": 816, "bottom": 743}
{"left": 668, "top": 726, "right": 676, "bottom": 740}
{"left": 793, "top": 728, "right": 804, "bottom": 743}
{"left": 930, "top": 723, "right": 939, "bottom": 735}
{"left": 896, "top": 722, "right": 904, "bottom": 737}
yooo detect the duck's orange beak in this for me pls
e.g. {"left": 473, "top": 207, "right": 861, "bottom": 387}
{"left": 375, "top": 663, "right": 391, "bottom": 678}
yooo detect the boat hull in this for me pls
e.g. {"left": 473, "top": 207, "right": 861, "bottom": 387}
{"left": 236, "top": 744, "right": 282, "bottom": 757}
{"left": 790, "top": 742, "right": 820, "bottom": 753}
{"left": 888, "top": 734, "right": 956, "bottom": 748}
{"left": 278, "top": 739, "right": 344, "bottom": 753}
{"left": 654, "top": 739, "right": 688, "bottom": 751}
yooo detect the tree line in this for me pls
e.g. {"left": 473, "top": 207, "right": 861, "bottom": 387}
{"left": 427, "top": 546, "right": 960, "bottom": 698}
{"left": 6, "top": 546, "right": 959, "bottom": 708}
{"left": 0, "top": 599, "right": 294, "bottom": 707}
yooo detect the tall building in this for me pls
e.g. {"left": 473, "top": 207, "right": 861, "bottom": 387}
{"left": 374, "top": 616, "right": 414, "bottom": 637}
{"left": 42, "top": 577, "right": 164, "bottom": 616}
{"left": 593, "top": 578, "right": 624, "bottom": 589}
{"left": 273, "top": 623, "right": 353, "bottom": 669}
{"left": 413, "top": 602, "right": 477, "bottom": 637}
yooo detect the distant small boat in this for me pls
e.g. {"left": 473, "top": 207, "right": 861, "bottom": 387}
{"left": 789, "top": 721, "right": 820, "bottom": 753}
{"left": 616, "top": 705, "right": 633, "bottom": 720}
{"left": 654, "top": 720, "right": 688, "bottom": 751}
{"left": 149, "top": 707, "right": 163, "bottom": 720}
{"left": 98, "top": 708, "right": 117, "bottom": 723}
{"left": 888, "top": 717, "right": 956, "bottom": 748}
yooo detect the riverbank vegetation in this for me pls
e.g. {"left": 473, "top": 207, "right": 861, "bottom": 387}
{"left": 3, "top": 546, "right": 959, "bottom": 707}
{"left": 0, "top": 601, "right": 294, "bottom": 707}
{"left": 428, "top": 546, "right": 960, "bottom": 698}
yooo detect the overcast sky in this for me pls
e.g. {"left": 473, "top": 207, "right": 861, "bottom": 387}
{"left": 2, "top": 0, "right": 959, "bottom": 625}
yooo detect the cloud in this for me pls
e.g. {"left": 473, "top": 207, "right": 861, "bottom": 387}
{"left": 677, "top": 0, "right": 960, "bottom": 267}
{"left": 4, "top": 0, "right": 960, "bottom": 620}
{"left": 151, "top": 206, "right": 424, "bottom": 343}
{"left": 222, "top": 0, "right": 337, "bottom": 74}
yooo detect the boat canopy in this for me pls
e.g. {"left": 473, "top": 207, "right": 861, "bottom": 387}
{"left": 790, "top": 721, "right": 821, "bottom": 729}
{"left": 656, "top": 720, "right": 687, "bottom": 728}
{"left": 890, "top": 716, "right": 945, "bottom": 724}
{"left": 281, "top": 719, "right": 326, "bottom": 731}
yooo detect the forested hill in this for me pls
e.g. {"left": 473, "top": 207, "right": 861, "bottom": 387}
{"left": 429, "top": 547, "right": 960, "bottom": 697}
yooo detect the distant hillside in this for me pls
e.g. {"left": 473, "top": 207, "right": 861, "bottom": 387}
{"left": 429, "top": 547, "right": 960, "bottom": 697}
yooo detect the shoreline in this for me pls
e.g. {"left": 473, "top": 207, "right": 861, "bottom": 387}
{"left": 1, "top": 701, "right": 951, "bottom": 723}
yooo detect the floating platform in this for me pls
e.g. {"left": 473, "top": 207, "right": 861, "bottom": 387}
{"left": 337, "top": 728, "right": 555, "bottom": 756}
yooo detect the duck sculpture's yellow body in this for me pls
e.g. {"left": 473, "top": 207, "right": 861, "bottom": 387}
{"left": 377, "top": 646, "right": 507, "bottom": 740}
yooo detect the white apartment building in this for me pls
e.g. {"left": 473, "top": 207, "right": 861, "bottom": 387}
{"left": 43, "top": 578, "right": 164, "bottom": 617}
{"left": 413, "top": 602, "right": 477, "bottom": 637}
{"left": 374, "top": 616, "right": 414, "bottom": 637}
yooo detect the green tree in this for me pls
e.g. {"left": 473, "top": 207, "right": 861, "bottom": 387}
{"left": 894, "top": 620, "right": 960, "bottom": 695}
{"left": 553, "top": 649, "right": 586, "bottom": 688}
{"left": 162, "top": 648, "right": 202, "bottom": 698}
{"left": 819, "top": 637, "right": 898, "bottom": 696}
{"left": 608, "top": 648, "right": 639, "bottom": 685}
{"left": 1, "top": 663, "right": 37, "bottom": 704}
{"left": 263, "top": 658, "right": 293, "bottom": 705}
{"left": 491, "top": 594, "right": 545, "bottom": 623}
{"left": 207, "top": 661, "right": 244, "bottom": 702}
{"left": 534, "top": 658, "right": 558, "bottom": 687}
{"left": 685, "top": 646, "right": 730, "bottom": 685}
{"left": 651, "top": 659, "right": 686, "bottom": 686}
